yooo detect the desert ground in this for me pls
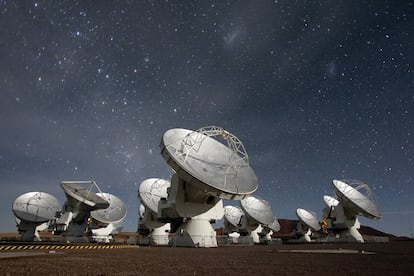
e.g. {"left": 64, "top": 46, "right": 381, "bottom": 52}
{"left": 1, "top": 241, "right": 413, "bottom": 275}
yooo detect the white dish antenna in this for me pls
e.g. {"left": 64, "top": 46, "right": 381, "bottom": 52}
{"left": 61, "top": 181, "right": 109, "bottom": 211}
{"left": 160, "top": 126, "right": 257, "bottom": 247}
{"left": 224, "top": 205, "right": 244, "bottom": 228}
{"left": 160, "top": 126, "right": 258, "bottom": 200}
{"left": 323, "top": 195, "right": 339, "bottom": 208}
{"left": 90, "top": 193, "right": 127, "bottom": 224}
{"left": 52, "top": 180, "right": 110, "bottom": 242}
{"left": 139, "top": 178, "right": 170, "bottom": 213}
{"left": 138, "top": 178, "right": 172, "bottom": 244}
{"left": 332, "top": 179, "right": 381, "bottom": 219}
{"left": 241, "top": 195, "right": 275, "bottom": 226}
{"left": 13, "top": 192, "right": 60, "bottom": 223}
{"left": 12, "top": 192, "right": 61, "bottom": 241}
{"left": 296, "top": 208, "right": 321, "bottom": 231}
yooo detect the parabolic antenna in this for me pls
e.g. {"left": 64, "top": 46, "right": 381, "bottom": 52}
{"left": 296, "top": 208, "right": 321, "bottom": 231}
{"left": 90, "top": 193, "right": 127, "bottom": 224}
{"left": 332, "top": 179, "right": 381, "bottom": 219}
{"left": 160, "top": 126, "right": 258, "bottom": 200}
{"left": 267, "top": 218, "right": 281, "bottom": 232}
{"left": 138, "top": 178, "right": 172, "bottom": 245}
{"left": 139, "top": 178, "right": 170, "bottom": 213}
{"left": 52, "top": 180, "right": 110, "bottom": 242}
{"left": 60, "top": 181, "right": 109, "bottom": 211}
{"left": 12, "top": 192, "right": 60, "bottom": 223}
{"left": 323, "top": 195, "right": 339, "bottom": 208}
{"left": 241, "top": 195, "right": 275, "bottom": 226}
{"left": 224, "top": 205, "right": 244, "bottom": 228}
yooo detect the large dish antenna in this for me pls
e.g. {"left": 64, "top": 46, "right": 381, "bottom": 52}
{"left": 12, "top": 192, "right": 60, "bottom": 241}
{"left": 321, "top": 179, "right": 382, "bottom": 243}
{"left": 332, "top": 179, "right": 381, "bottom": 219}
{"left": 13, "top": 192, "right": 60, "bottom": 223}
{"left": 160, "top": 126, "right": 258, "bottom": 199}
{"left": 159, "top": 126, "right": 257, "bottom": 247}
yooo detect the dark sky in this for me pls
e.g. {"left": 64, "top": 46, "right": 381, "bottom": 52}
{"left": 1, "top": 1, "right": 413, "bottom": 237}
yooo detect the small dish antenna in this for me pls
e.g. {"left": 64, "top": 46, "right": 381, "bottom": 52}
{"left": 12, "top": 192, "right": 60, "bottom": 241}
{"left": 323, "top": 195, "right": 339, "bottom": 208}
{"left": 159, "top": 126, "right": 258, "bottom": 247}
{"left": 51, "top": 180, "right": 110, "bottom": 242}
{"left": 241, "top": 195, "right": 275, "bottom": 226}
{"left": 240, "top": 195, "right": 279, "bottom": 243}
{"left": 223, "top": 205, "right": 244, "bottom": 233}
{"left": 89, "top": 193, "right": 127, "bottom": 243}
{"left": 138, "top": 178, "right": 171, "bottom": 245}
{"left": 296, "top": 208, "right": 321, "bottom": 242}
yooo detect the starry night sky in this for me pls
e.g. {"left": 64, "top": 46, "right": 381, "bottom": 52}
{"left": 1, "top": 1, "right": 413, "bottom": 237}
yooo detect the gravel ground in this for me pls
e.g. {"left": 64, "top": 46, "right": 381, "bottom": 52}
{"left": 1, "top": 241, "right": 413, "bottom": 275}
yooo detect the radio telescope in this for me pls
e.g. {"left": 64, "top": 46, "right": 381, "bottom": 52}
{"left": 89, "top": 192, "right": 127, "bottom": 243}
{"left": 223, "top": 205, "right": 244, "bottom": 233}
{"left": 240, "top": 195, "right": 280, "bottom": 243}
{"left": 138, "top": 178, "right": 171, "bottom": 245}
{"left": 321, "top": 195, "right": 339, "bottom": 222}
{"left": 159, "top": 126, "right": 258, "bottom": 247}
{"left": 296, "top": 208, "right": 321, "bottom": 242}
{"left": 323, "top": 179, "right": 382, "bottom": 243}
{"left": 51, "top": 181, "right": 110, "bottom": 242}
{"left": 222, "top": 205, "right": 246, "bottom": 243}
{"left": 12, "top": 192, "right": 60, "bottom": 241}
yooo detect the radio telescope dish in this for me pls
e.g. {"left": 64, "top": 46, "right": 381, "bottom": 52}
{"left": 51, "top": 180, "right": 110, "bottom": 242}
{"left": 224, "top": 205, "right": 244, "bottom": 229}
{"left": 12, "top": 192, "right": 61, "bottom": 241}
{"left": 240, "top": 195, "right": 279, "bottom": 244}
{"left": 160, "top": 126, "right": 257, "bottom": 247}
{"left": 296, "top": 208, "right": 320, "bottom": 243}
{"left": 241, "top": 195, "right": 275, "bottom": 226}
{"left": 322, "top": 179, "right": 382, "bottom": 243}
{"left": 13, "top": 192, "right": 60, "bottom": 223}
{"left": 139, "top": 178, "right": 170, "bottom": 214}
{"left": 60, "top": 181, "right": 109, "bottom": 211}
{"left": 90, "top": 193, "right": 126, "bottom": 243}
{"left": 323, "top": 195, "right": 339, "bottom": 208}
{"left": 90, "top": 193, "right": 127, "bottom": 224}
{"left": 332, "top": 179, "right": 381, "bottom": 219}
{"left": 160, "top": 127, "right": 258, "bottom": 199}
{"left": 296, "top": 208, "right": 321, "bottom": 231}
{"left": 138, "top": 178, "right": 171, "bottom": 245}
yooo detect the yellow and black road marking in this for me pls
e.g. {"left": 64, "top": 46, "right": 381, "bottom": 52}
{"left": 0, "top": 244, "right": 139, "bottom": 251}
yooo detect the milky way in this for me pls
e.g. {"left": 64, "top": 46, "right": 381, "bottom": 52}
{"left": 1, "top": 1, "right": 413, "bottom": 237}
